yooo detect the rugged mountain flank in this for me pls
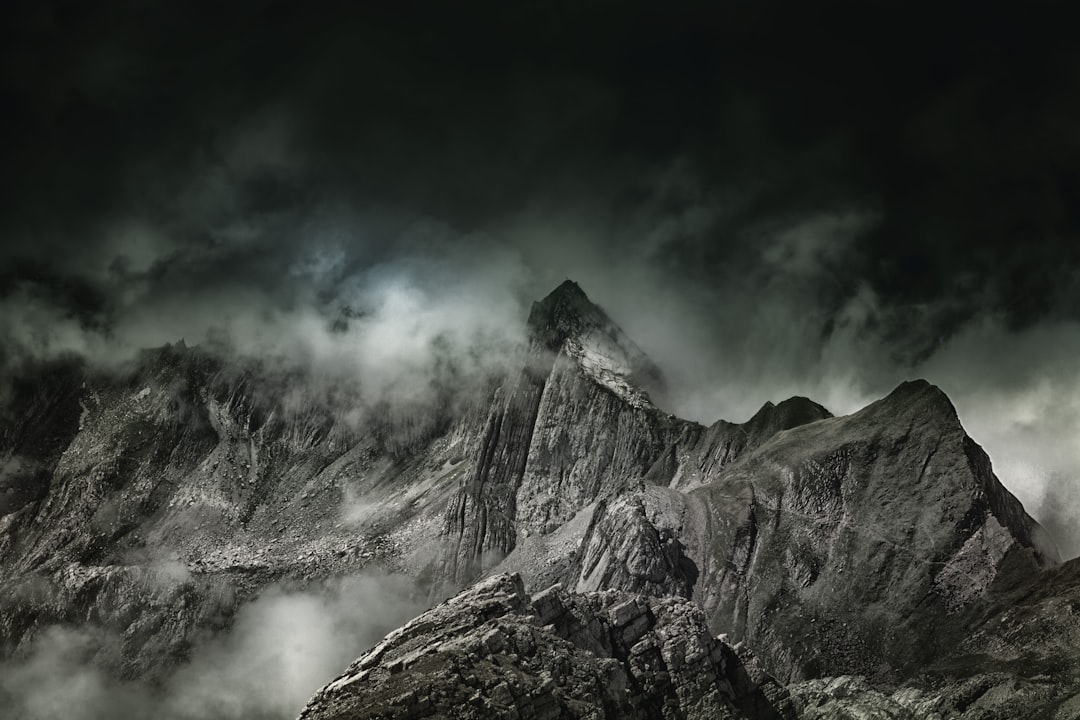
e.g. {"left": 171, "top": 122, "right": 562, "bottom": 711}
{"left": 466, "top": 290, "right": 1056, "bottom": 685}
{"left": 0, "top": 345, "right": 480, "bottom": 678}
{"left": 441, "top": 280, "right": 831, "bottom": 588}
{"left": 501, "top": 382, "right": 1058, "bottom": 681}
{"left": 441, "top": 280, "right": 686, "bottom": 585}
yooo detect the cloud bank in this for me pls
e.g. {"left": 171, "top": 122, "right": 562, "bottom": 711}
{"left": 0, "top": 572, "right": 426, "bottom": 720}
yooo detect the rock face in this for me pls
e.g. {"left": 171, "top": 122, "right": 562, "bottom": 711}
{"left": 298, "top": 573, "right": 791, "bottom": 720}
{"left": 1, "top": 279, "right": 1078, "bottom": 720}
{"left": 441, "top": 280, "right": 691, "bottom": 585}
{"left": 0, "top": 344, "right": 479, "bottom": 678}
{"left": 540, "top": 380, "right": 1059, "bottom": 683}
{"left": 473, "top": 293, "right": 1057, "bottom": 684}
{"left": 442, "top": 280, "right": 832, "bottom": 588}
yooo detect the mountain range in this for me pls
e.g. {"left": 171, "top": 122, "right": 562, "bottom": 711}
{"left": 1, "top": 280, "right": 1078, "bottom": 719}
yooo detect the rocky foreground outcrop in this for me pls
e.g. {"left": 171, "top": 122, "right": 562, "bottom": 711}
{"left": 301, "top": 562, "right": 1080, "bottom": 720}
{"left": 298, "top": 573, "right": 791, "bottom": 720}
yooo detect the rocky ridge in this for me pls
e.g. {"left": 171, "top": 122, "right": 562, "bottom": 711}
{"left": 298, "top": 572, "right": 791, "bottom": 720}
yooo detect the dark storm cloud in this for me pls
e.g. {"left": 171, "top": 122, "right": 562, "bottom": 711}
{"left": 3, "top": 0, "right": 1080, "bottom": 553}
{"left": 5, "top": 1, "right": 1080, "bottom": 324}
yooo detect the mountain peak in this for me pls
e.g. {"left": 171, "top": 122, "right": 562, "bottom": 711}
{"left": 527, "top": 278, "right": 606, "bottom": 344}
{"left": 740, "top": 395, "right": 832, "bottom": 446}
{"left": 527, "top": 280, "right": 665, "bottom": 410}
{"left": 549, "top": 278, "right": 588, "bottom": 301}
{"left": 874, "top": 378, "right": 960, "bottom": 427}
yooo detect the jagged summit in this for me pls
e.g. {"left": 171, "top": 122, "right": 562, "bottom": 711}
{"left": 858, "top": 378, "right": 963, "bottom": 433}
{"left": 527, "top": 279, "right": 665, "bottom": 410}
{"left": 527, "top": 279, "right": 615, "bottom": 344}
{"left": 746, "top": 396, "right": 832, "bottom": 428}
{"left": 540, "top": 278, "right": 589, "bottom": 303}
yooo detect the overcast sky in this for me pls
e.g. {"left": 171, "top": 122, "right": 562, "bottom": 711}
{"left": 2, "top": 1, "right": 1080, "bottom": 555}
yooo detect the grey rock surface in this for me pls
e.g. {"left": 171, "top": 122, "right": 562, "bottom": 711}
{"left": 297, "top": 572, "right": 792, "bottom": 720}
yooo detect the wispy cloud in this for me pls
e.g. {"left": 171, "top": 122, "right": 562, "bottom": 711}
{"left": 0, "top": 571, "right": 425, "bottom": 720}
